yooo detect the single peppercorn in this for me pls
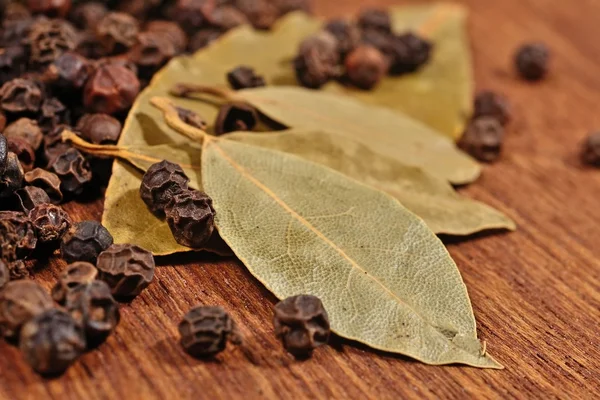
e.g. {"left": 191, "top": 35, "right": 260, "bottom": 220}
{"left": 581, "top": 132, "right": 600, "bottom": 167}
{"left": 357, "top": 8, "right": 392, "bottom": 34}
{"left": 43, "top": 52, "right": 92, "bottom": 91}
{"left": 3, "top": 118, "right": 44, "bottom": 151}
{"left": 128, "top": 30, "right": 176, "bottom": 74}
{"left": 214, "top": 102, "right": 259, "bottom": 135}
{"left": 65, "top": 280, "right": 119, "bottom": 342}
{"left": 0, "top": 259, "right": 9, "bottom": 290}
{"left": 0, "top": 280, "right": 54, "bottom": 339}
{"left": 473, "top": 91, "right": 511, "bottom": 126}
{"left": 187, "top": 29, "right": 222, "bottom": 52}
{"left": 76, "top": 113, "right": 122, "bottom": 144}
{"left": 15, "top": 186, "right": 51, "bottom": 213}
{"left": 145, "top": 20, "right": 188, "bottom": 54}
{"left": 206, "top": 5, "right": 248, "bottom": 31}
{"left": 7, "top": 137, "right": 35, "bottom": 172}
{"left": 84, "top": 63, "right": 140, "bottom": 115}
{"left": 165, "top": 189, "right": 215, "bottom": 248}
{"left": 345, "top": 45, "right": 388, "bottom": 90}
{"left": 273, "top": 295, "right": 330, "bottom": 358}
{"left": 0, "top": 211, "right": 37, "bottom": 260}
{"left": 26, "top": 0, "right": 72, "bottom": 18}
{"left": 69, "top": 2, "right": 107, "bottom": 31}
{"left": 60, "top": 220, "right": 113, "bottom": 264}
{"left": 324, "top": 19, "right": 361, "bottom": 58}
{"left": 96, "top": 244, "right": 155, "bottom": 298}
{"left": 24, "top": 168, "right": 63, "bottom": 204}
{"left": 388, "top": 32, "right": 433, "bottom": 75}
{"left": 176, "top": 106, "right": 207, "bottom": 130}
{"left": 294, "top": 31, "right": 340, "bottom": 89}
{"left": 20, "top": 308, "right": 86, "bottom": 376}
{"left": 49, "top": 147, "right": 92, "bottom": 195}
{"left": 95, "top": 12, "right": 139, "bottom": 54}
{"left": 51, "top": 261, "right": 98, "bottom": 304}
{"left": 515, "top": 42, "right": 550, "bottom": 81}
{"left": 227, "top": 66, "right": 266, "bottom": 90}
{"left": 170, "top": 0, "right": 215, "bottom": 34}
{"left": 458, "top": 117, "right": 505, "bottom": 163}
{"left": 43, "top": 124, "right": 73, "bottom": 165}
{"left": 140, "top": 160, "right": 190, "bottom": 215}
{"left": 178, "top": 306, "right": 241, "bottom": 358}
{"left": 0, "top": 153, "right": 24, "bottom": 199}
{"left": 29, "top": 203, "right": 71, "bottom": 243}
{"left": 0, "top": 78, "right": 44, "bottom": 114}
{"left": 38, "top": 97, "right": 70, "bottom": 133}
{"left": 27, "top": 18, "right": 78, "bottom": 66}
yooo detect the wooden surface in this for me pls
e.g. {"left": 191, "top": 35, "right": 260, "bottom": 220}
{"left": 2, "top": 0, "right": 600, "bottom": 398}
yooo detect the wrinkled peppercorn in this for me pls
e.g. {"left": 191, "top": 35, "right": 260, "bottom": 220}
{"left": 0, "top": 152, "right": 24, "bottom": 199}
{"left": 0, "top": 280, "right": 54, "bottom": 339}
{"left": 49, "top": 147, "right": 92, "bottom": 194}
{"left": 38, "top": 97, "right": 70, "bottom": 133}
{"left": 176, "top": 106, "right": 207, "bottom": 130}
{"left": 581, "top": 132, "right": 600, "bottom": 167}
{"left": 214, "top": 102, "right": 259, "bottom": 135}
{"left": 20, "top": 308, "right": 86, "bottom": 376}
{"left": 273, "top": 294, "right": 330, "bottom": 357}
{"left": 43, "top": 52, "right": 92, "bottom": 91}
{"left": 69, "top": 2, "right": 107, "bottom": 31}
{"left": 324, "top": 19, "right": 361, "bottom": 58}
{"left": 128, "top": 31, "right": 176, "bottom": 74}
{"left": 26, "top": 0, "right": 72, "bottom": 18}
{"left": 178, "top": 306, "right": 241, "bottom": 358}
{"left": 145, "top": 20, "right": 188, "bottom": 53}
{"left": 187, "top": 28, "right": 222, "bottom": 52}
{"left": 207, "top": 5, "right": 248, "bottom": 31}
{"left": 65, "top": 280, "right": 119, "bottom": 342}
{"left": 515, "top": 43, "right": 550, "bottom": 81}
{"left": 61, "top": 220, "right": 113, "bottom": 264}
{"left": 345, "top": 45, "right": 387, "bottom": 90}
{"left": 140, "top": 160, "right": 190, "bottom": 215}
{"left": 0, "top": 47, "right": 28, "bottom": 90}
{"left": 43, "top": 124, "right": 72, "bottom": 164}
{"left": 84, "top": 64, "right": 140, "bottom": 115}
{"left": 170, "top": 0, "right": 215, "bottom": 33}
{"left": 165, "top": 190, "right": 215, "bottom": 248}
{"left": 7, "top": 259, "right": 30, "bottom": 280}
{"left": 51, "top": 261, "right": 98, "bottom": 303}
{"left": 227, "top": 66, "right": 266, "bottom": 90}
{"left": 0, "top": 259, "right": 9, "bottom": 290}
{"left": 473, "top": 91, "right": 511, "bottom": 126}
{"left": 0, "top": 78, "right": 44, "bottom": 114}
{"left": 0, "top": 211, "right": 37, "bottom": 260}
{"left": 3, "top": 118, "right": 44, "bottom": 151}
{"left": 29, "top": 203, "right": 71, "bottom": 243}
{"left": 7, "top": 137, "right": 35, "bottom": 172}
{"left": 95, "top": 12, "right": 139, "bottom": 54}
{"left": 458, "top": 117, "right": 505, "bottom": 162}
{"left": 294, "top": 31, "right": 340, "bottom": 89}
{"left": 96, "top": 244, "right": 155, "bottom": 298}
{"left": 28, "top": 18, "right": 78, "bottom": 66}
{"left": 357, "top": 8, "right": 392, "bottom": 34}
{"left": 15, "top": 186, "right": 51, "bottom": 213}
{"left": 388, "top": 32, "right": 433, "bottom": 75}
{"left": 75, "top": 30, "right": 106, "bottom": 59}
{"left": 236, "top": 0, "right": 279, "bottom": 30}
{"left": 24, "top": 168, "right": 63, "bottom": 204}
{"left": 76, "top": 113, "right": 122, "bottom": 144}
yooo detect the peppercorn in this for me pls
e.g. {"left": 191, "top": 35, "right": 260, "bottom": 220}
{"left": 28, "top": 203, "right": 71, "bottom": 243}
{"left": 145, "top": 20, "right": 188, "bottom": 54}
{"left": 176, "top": 106, "right": 207, "bottom": 130}
{"left": 324, "top": 19, "right": 361, "bottom": 58}
{"left": 344, "top": 45, "right": 388, "bottom": 90}
{"left": 65, "top": 280, "right": 119, "bottom": 342}
{"left": 51, "top": 261, "right": 98, "bottom": 304}
{"left": 140, "top": 160, "right": 190, "bottom": 215}
{"left": 20, "top": 308, "right": 86, "bottom": 376}
{"left": 581, "top": 132, "right": 600, "bottom": 167}
{"left": 69, "top": 2, "right": 107, "bottom": 31}
{"left": 0, "top": 280, "right": 54, "bottom": 339}
{"left": 24, "top": 168, "right": 63, "bottom": 204}
{"left": 388, "top": 32, "right": 433, "bottom": 75}
{"left": 43, "top": 124, "right": 73, "bottom": 164}
{"left": 214, "top": 102, "right": 259, "bottom": 135}
{"left": 128, "top": 30, "right": 176, "bottom": 75}
{"left": 27, "top": 18, "right": 78, "bottom": 66}
{"left": 6, "top": 137, "right": 35, "bottom": 172}
{"left": 170, "top": 0, "right": 215, "bottom": 34}
{"left": 75, "top": 30, "right": 107, "bottom": 59}
{"left": 3, "top": 3, "right": 31, "bottom": 22}
{"left": 0, "top": 211, "right": 38, "bottom": 260}
{"left": 227, "top": 66, "right": 266, "bottom": 90}
{"left": 235, "top": 0, "right": 279, "bottom": 30}
{"left": 83, "top": 63, "right": 140, "bottom": 115}
{"left": 273, "top": 295, "right": 330, "bottom": 358}
{"left": 7, "top": 259, "right": 31, "bottom": 280}
{"left": 294, "top": 31, "right": 340, "bottom": 89}
{"left": 76, "top": 113, "right": 122, "bottom": 144}
{"left": 96, "top": 244, "right": 155, "bottom": 298}
{"left": 206, "top": 5, "right": 248, "bottom": 31}
{"left": 0, "top": 78, "right": 44, "bottom": 114}
{"left": 357, "top": 8, "right": 392, "bottom": 34}
{"left": 458, "top": 117, "right": 505, "bottom": 163}
{"left": 95, "top": 12, "right": 139, "bottom": 54}
{"left": 515, "top": 43, "right": 550, "bottom": 81}
{"left": 187, "top": 28, "right": 222, "bottom": 52}
{"left": 49, "top": 147, "right": 92, "bottom": 195}
{"left": 61, "top": 220, "right": 113, "bottom": 264}
{"left": 165, "top": 189, "right": 215, "bottom": 248}
{"left": 473, "top": 91, "right": 511, "bottom": 126}
{"left": 0, "top": 259, "right": 9, "bottom": 290}
{"left": 178, "top": 306, "right": 241, "bottom": 358}
{"left": 43, "top": 52, "right": 92, "bottom": 92}
{"left": 0, "top": 152, "right": 24, "bottom": 199}
{"left": 38, "top": 97, "right": 70, "bottom": 133}
{"left": 26, "top": 0, "right": 72, "bottom": 18}
{"left": 3, "top": 118, "right": 44, "bottom": 151}
{"left": 15, "top": 186, "right": 51, "bottom": 213}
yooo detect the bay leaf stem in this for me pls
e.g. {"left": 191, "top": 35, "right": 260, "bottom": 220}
{"left": 169, "top": 83, "right": 241, "bottom": 102}
{"left": 150, "top": 97, "right": 214, "bottom": 144}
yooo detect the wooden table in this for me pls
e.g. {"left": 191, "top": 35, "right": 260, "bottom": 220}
{"left": 2, "top": 0, "right": 599, "bottom": 398}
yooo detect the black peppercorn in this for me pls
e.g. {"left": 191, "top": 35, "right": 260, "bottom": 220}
{"left": 26, "top": 0, "right": 72, "bottom": 18}
{"left": 273, "top": 294, "right": 330, "bottom": 358}
{"left": 206, "top": 5, "right": 248, "bottom": 32}
{"left": 43, "top": 52, "right": 92, "bottom": 91}
{"left": 357, "top": 8, "right": 392, "bottom": 34}
{"left": 38, "top": 97, "right": 70, "bottom": 133}
{"left": 7, "top": 137, "right": 35, "bottom": 172}
{"left": 61, "top": 220, "right": 113, "bottom": 264}
{"left": 27, "top": 18, "right": 78, "bottom": 66}
{"left": 84, "top": 64, "right": 140, "bottom": 115}
{"left": 345, "top": 45, "right": 388, "bottom": 90}
{"left": 20, "top": 308, "right": 86, "bottom": 376}
{"left": 0, "top": 211, "right": 37, "bottom": 260}
{"left": 6, "top": 259, "right": 30, "bottom": 281}
{"left": 581, "top": 132, "right": 600, "bottom": 167}
{"left": 515, "top": 42, "right": 550, "bottom": 81}
{"left": 324, "top": 19, "right": 361, "bottom": 58}
{"left": 0, "top": 280, "right": 54, "bottom": 339}
{"left": 96, "top": 244, "right": 155, "bottom": 298}
{"left": 49, "top": 147, "right": 92, "bottom": 195}
{"left": 176, "top": 106, "right": 207, "bottom": 130}
{"left": 29, "top": 203, "right": 71, "bottom": 243}
{"left": 76, "top": 113, "right": 122, "bottom": 144}
{"left": 458, "top": 117, "right": 505, "bottom": 162}
{"left": 165, "top": 189, "right": 215, "bottom": 248}
{"left": 236, "top": 0, "right": 279, "bottom": 30}
{"left": 3, "top": 118, "right": 44, "bottom": 151}
{"left": 294, "top": 31, "right": 340, "bottom": 89}
{"left": 227, "top": 66, "right": 266, "bottom": 90}
{"left": 24, "top": 168, "right": 63, "bottom": 204}
{"left": 0, "top": 259, "right": 9, "bottom": 290}
{"left": 0, "top": 153, "right": 24, "bottom": 199}
{"left": 0, "top": 78, "right": 44, "bottom": 114}
{"left": 51, "top": 261, "right": 98, "bottom": 304}
{"left": 43, "top": 124, "right": 73, "bottom": 165}
{"left": 95, "top": 12, "right": 140, "bottom": 54}
{"left": 15, "top": 186, "right": 51, "bottom": 213}
{"left": 388, "top": 32, "right": 433, "bottom": 75}
{"left": 145, "top": 20, "right": 188, "bottom": 54}
{"left": 214, "top": 102, "right": 259, "bottom": 135}
{"left": 128, "top": 30, "right": 176, "bottom": 75}
{"left": 170, "top": 0, "right": 215, "bottom": 34}
{"left": 473, "top": 91, "right": 511, "bottom": 126}
{"left": 178, "top": 305, "right": 241, "bottom": 358}
{"left": 140, "top": 160, "right": 190, "bottom": 215}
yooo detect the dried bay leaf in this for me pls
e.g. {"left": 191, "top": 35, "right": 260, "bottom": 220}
{"left": 201, "top": 137, "right": 501, "bottom": 368}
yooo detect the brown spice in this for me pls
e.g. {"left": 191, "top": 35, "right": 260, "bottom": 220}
{"left": 60, "top": 220, "right": 113, "bottom": 264}
{"left": 0, "top": 280, "right": 54, "bottom": 339}
{"left": 178, "top": 306, "right": 241, "bottom": 358}
{"left": 51, "top": 261, "right": 98, "bottom": 304}
{"left": 165, "top": 189, "right": 215, "bottom": 248}
{"left": 96, "top": 244, "right": 155, "bottom": 298}
{"left": 24, "top": 168, "right": 63, "bottom": 204}
{"left": 458, "top": 117, "right": 505, "bottom": 162}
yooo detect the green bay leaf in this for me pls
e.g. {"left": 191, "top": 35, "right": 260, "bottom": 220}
{"left": 201, "top": 138, "right": 501, "bottom": 368}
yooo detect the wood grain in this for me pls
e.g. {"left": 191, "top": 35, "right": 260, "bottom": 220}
{"left": 2, "top": 0, "right": 600, "bottom": 398}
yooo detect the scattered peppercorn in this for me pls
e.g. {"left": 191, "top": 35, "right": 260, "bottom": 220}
{"left": 294, "top": 31, "right": 340, "bottom": 89}
{"left": 0, "top": 280, "right": 54, "bottom": 339}
{"left": 3, "top": 118, "right": 44, "bottom": 151}
{"left": 96, "top": 243, "right": 155, "bottom": 298}
{"left": 515, "top": 43, "right": 550, "bottom": 81}
{"left": 60, "top": 220, "right": 113, "bottom": 264}
{"left": 19, "top": 308, "right": 86, "bottom": 376}
{"left": 273, "top": 294, "right": 330, "bottom": 358}
{"left": 76, "top": 113, "right": 122, "bottom": 144}
{"left": 357, "top": 8, "right": 392, "bottom": 34}
{"left": 15, "top": 186, "right": 51, "bottom": 213}
{"left": 83, "top": 63, "right": 140, "bottom": 115}
{"left": 26, "top": 0, "right": 72, "bottom": 19}
{"left": 345, "top": 45, "right": 388, "bottom": 90}
{"left": 0, "top": 78, "right": 44, "bottom": 114}
{"left": 51, "top": 261, "right": 98, "bottom": 303}
{"left": 43, "top": 52, "right": 92, "bottom": 91}
{"left": 145, "top": 20, "right": 188, "bottom": 53}
{"left": 178, "top": 306, "right": 241, "bottom": 358}
{"left": 214, "top": 102, "right": 259, "bottom": 135}
{"left": 388, "top": 32, "right": 433, "bottom": 75}
{"left": 0, "top": 153, "right": 24, "bottom": 199}
{"left": 7, "top": 136, "right": 36, "bottom": 172}
{"left": 176, "top": 106, "right": 207, "bottom": 130}
{"left": 0, "top": 211, "right": 38, "bottom": 260}
{"left": 69, "top": 2, "right": 108, "bottom": 31}
{"left": 140, "top": 160, "right": 190, "bottom": 215}
{"left": 165, "top": 189, "right": 215, "bottom": 248}
{"left": 581, "top": 132, "right": 600, "bottom": 167}
{"left": 28, "top": 203, "right": 71, "bottom": 243}
{"left": 0, "top": 259, "right": 9, "bottom": 290}
{"left": 227, "top": 66, "right": 266, "bottom": 90}
{"left": 24, "top": 168, "right": 63, "bottom": 204}
{"left": 458, "top": 117, "right": 505, "bottom": 162}
{"left": 38, "top": 97, "right": 70, "bottom": 133}
{"left": 170, "top": 0, "right": 216, "bottom": 34}
{"left": 235, "top": 0, "right": 279, "bottom": 30}
{"left": 473, "top": 91, "right": 511, "bottom": 126}
{"left": 95, "top": 12, "right": 139, "bottom": 54}
{"left": 49, "top": 147, "right": 92, "bottom": 194}
{"left": 207, "top": 5, "right": 248, "bottom": 31}
{"left": 324, "top": 19, "right": 361, "bottom": 58}
{"left": 27, "top": 18, "right": 78, "bottom": 66}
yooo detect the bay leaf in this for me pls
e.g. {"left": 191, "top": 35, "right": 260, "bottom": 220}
{"left": 201, "top": 137, "right": 501, "bottom": 368}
